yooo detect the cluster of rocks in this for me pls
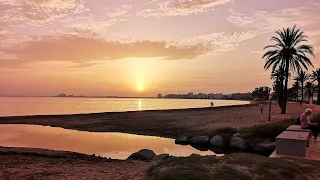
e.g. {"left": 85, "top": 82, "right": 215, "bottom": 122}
{"left": 127, "top": 149, "right": 170, "bottom": 161}
{"left": 126, "top": 134, "right": 275, "bottom": 161}
{"left": 175, "top": 134, "right": 275, "bottom": 153}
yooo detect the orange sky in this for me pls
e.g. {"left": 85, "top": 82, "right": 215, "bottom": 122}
{"left": 0, "top": 0, "right": 320, "bottom": 97}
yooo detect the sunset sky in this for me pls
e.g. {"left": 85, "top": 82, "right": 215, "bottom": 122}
{"left": 0, "top": 0, "right": 320, "bottom": 97}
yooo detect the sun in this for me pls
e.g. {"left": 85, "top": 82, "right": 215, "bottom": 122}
{"left": 137, "top": 85, "right": 143, "bottom": 91}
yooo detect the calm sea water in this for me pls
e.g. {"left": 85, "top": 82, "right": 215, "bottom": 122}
{"left": 0, "top": 97, "right": 250, "bottom": 117}
{"left": 0, "top": 124, "right": 220, "bottom": 159}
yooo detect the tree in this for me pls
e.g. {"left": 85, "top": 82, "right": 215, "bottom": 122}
{"left": 294, "top": 70, "right": 310, "bottom": 103}
{"left": 292, "top": 80, "right": 300, "bottom": 101}
{"left": 305, "top": 82, "right": 314, "bottom": 102}
{"left": 263, "top": 25, "right": 314, "bottom": 114}
{"left": 311, "top": 68, "right": 320, "bottom": 104}
{"left": 252, "top": 87, "right": 271, "bottom": 100}
{"left": 271, "top": 68, "right": 291, "bottom": 107}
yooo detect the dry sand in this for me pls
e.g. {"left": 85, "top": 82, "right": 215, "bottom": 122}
{"left": 0, "top": 102, "right": 316, "bottom": 138}
{"left": 0, "top": 147, "right": 150, "bottom": 180}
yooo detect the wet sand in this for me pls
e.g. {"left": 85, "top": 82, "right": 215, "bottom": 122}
{"left": 0, "top": 102, "right": 314, "bottom": 138}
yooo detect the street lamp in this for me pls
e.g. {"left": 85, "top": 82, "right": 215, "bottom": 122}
{"left": 268, "top": 92, "right": 272, "bottom": 121}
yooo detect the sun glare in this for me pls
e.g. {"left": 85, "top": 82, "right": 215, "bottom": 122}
{"left": 137, "top": 85, "right": 143, "bottom": 91}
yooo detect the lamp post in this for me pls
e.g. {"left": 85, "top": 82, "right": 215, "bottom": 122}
{"left": 268, "top": 93, "right": 272, "bottom": 121}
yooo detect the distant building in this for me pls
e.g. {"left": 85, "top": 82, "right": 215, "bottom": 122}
{"left": 187, "top": 92, "right": 194, "bottom": 99}
{"left": 158, "top": 94, "right": 162, "bottom": 98}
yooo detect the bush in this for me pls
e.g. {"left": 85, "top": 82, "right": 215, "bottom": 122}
{"left": 239, "top": 118, "right": 296, "bottom": 140}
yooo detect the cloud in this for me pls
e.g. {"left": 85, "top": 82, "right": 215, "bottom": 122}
{"left": 137, "top": 0, "right": 232, "bottom": 17}
{"left": 228, "top": 6, "right": 320, "bottom": 33}
{"left": 0, "top": 31, "right": 209, "bottom": 68}
{"left": 175, "top": 31, "right": 257, "bottom": 55}
{"left": 0, "top": 0, "right": 87, "bottom": 25}
{"left": 0, "top": 27, "right": 258, "bottom": 68}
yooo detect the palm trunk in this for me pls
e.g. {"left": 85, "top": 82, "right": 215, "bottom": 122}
{"left": 301, "top": 80, "right": 304, "bottom": 103}
{"left": 282, "top": 61, "right": 290, "bottom": 114}
{"left": 279, "top": 79, "right": 284, "bottom": 108}
{"left": 318, "top": 80, "right": 320, "bottom": 105}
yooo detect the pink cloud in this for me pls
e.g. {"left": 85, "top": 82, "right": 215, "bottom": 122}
{"left": 0, "top": 31, "right": 209, "bottom": 68}
{"left": 0, "top": 0, "right": 87, "bottom": 25}
{"left": 137, "top": 0, "right": 232, "bottom": 17}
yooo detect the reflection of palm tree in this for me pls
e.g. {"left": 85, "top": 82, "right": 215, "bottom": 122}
{"left": 294, "top": 70, "right": 310, "bottom": 103}
{"left": 263, "top": 25, "right": 314, "bottom": 114}
{"left": 311, "top": 68, "right": 320, "bottom": 104}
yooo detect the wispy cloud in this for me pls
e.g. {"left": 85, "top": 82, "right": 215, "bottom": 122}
{"left": 137, "top": 0, "right": 232, "bottom": 17}
{"left": 0, "top": 30, "right": 209, "bottom": 68}
{"left": 0, "top": 0, "right": 88, "bottom": 25}
{"left": 0, "top": 27, "right": 257, "bottom": 68}
{"left": 228, "top": 5, "right": 320, "bottom": 33}
{"left": 175, "top": 31, "right": 257, "bottom": 55}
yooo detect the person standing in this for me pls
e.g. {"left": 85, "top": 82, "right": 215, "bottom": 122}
{"left": 210, "top": 101, "right": 214, "bottom": 107}
{"left": 259, "top": 103, "right": 264, "bottom": 114}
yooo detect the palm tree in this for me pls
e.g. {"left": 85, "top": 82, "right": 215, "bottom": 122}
{"left": 263, "top": 25, "right": 314, "bottom": 114}
{"left": 311, "top": 68, "right": 320, "bottom": 104}
{"left": 294, "top": 70, "right": 310, "bottom": 103}
{"left": 292, "top": 80, "right": 300, "bottom": 101}
{"left": 270, "top": 68, "right": 291, "bottom": 107}
{"left": 305, "top": 82, "right": 314, "bottom": 102}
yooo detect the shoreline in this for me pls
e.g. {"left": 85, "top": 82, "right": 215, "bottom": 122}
{"left": 0, "top": 102, "right": 309, "bottom": 138}
{"left": 0, "top": 102, "right": 254, "bottom": 118}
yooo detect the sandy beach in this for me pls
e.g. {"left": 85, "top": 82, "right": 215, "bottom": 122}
{"left": 0, "top": 102, "right": 314, "bottom": 138}
{"left": 1, "top": 103, "right": 320, "bottom": 179}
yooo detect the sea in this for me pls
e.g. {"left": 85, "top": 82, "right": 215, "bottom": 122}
{"left": 0, "top": 97, "right": 250, "bottom": 117}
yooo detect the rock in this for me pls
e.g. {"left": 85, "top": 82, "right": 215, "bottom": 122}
{"left": 175, "top": 136, "right": 188, "bottom": 144}
{"left": 209, "top": 147, "right": 224, "bottom": 154}
{"left": 153, "top": 154, "right": 169, "bottom": 161}
{"left": 253, "top": 142, "right": 275, "bottom": 152}
{"left": 127, "top": 149, "right": 156, "bottom": 161}
{"left": 209, "top": 135, "right": 225, "bottom": 148}
{"left": 232, "top": 133, "right": 241, "bottom": 138}
{"left": 229, "top": 137, "right": 248, "bottom": 150}
{"left": 188, "top": 136, "right": 209, "bottom": 145}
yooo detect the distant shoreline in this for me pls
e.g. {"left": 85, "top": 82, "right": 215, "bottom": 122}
{"left": 0, "top": 96, "right": 253, "bottom": 101}
{"left": 0, "top": 102, "right": 253, "bottom": 118}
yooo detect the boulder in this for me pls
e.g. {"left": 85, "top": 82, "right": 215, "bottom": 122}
{"left": 175, "top": 136, "right": 188, "bottom": 144}
{"left": 153, "top": 154, "right": 170, "bottom": 161}
{"left": 127, "top": 149, "right": 156, "bottom": 161}
{"left": 188, "top": 136, "right": 209, "bottom": 145}
{"left": 229, "top": 137, "right": 248, "bottom": 150}
{"left": 209, "top": 135, "right": 225, "bottom": 148}
{"left": 253, "top": 142, "right": 275, "bottom": 152}
{"left": 232, "top": 133, "right": 241, "bottom": 138}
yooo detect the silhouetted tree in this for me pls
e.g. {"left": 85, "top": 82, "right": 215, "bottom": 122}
{"left": 252, "top": 87, "right": 271, "bottom": 100}
{"left": 294, "top": 70, "right": 310, "bottom": 103}
{"left": 292, "top": 80, "right": 300, "bottom": 101}
{"left": 271, "top": 68, "right": 291, "bottom": 108}
{"left": 263, "top": 25, "right": 314, "bottom": 114}
{"left": 311, "top": 68, "right": 320, "bottom": 104}
{"left": 305, "top": 82, "right": 314, "bottom": 102}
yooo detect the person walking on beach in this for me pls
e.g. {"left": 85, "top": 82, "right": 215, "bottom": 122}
{"left": 210, "top": 101, "right": 214, "bottom": 107}
{"left": 259, "top": 103, "right": 263, "bottom": 114}
{"left": 300, "top": 108, "right": 320, "bottom": 142}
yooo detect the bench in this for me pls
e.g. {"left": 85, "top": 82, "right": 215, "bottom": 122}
{"left": 276, "top": 131, "right": 309, "bottom": 157}
{"left": 286, "top": 125, "right": 311, "bottom": 147}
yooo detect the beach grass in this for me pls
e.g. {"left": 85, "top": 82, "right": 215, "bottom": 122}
{"left": 147, "top": 153, "right": 320, "bottom": 180}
